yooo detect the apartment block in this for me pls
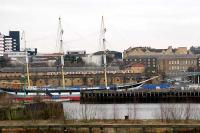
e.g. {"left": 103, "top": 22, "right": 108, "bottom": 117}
{"left": 0, "top": 31, "right": 20, "bottom": 56}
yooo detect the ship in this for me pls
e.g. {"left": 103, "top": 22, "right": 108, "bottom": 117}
{"left": 0, "top": 16, "right": 158, "bottom": 102}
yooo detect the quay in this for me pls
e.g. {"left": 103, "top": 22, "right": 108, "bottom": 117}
{"left": 0, "top": 123, "right": 200, "bottom": 133}
{"left": 81, "top": 89, "right": 200, "bottom": 103}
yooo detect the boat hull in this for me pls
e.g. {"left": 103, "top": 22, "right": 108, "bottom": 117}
{"left": 14, "top": 95, "right": 80, "bottom": 101}
{"left": 0, "top": 88, "right": 80, "bottom": 102}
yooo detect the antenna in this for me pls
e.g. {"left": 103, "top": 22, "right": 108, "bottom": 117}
{"left": 100, "top": 16, "right": 108, "bottom": 88}
{"left": 58, "top": 17, "right": 65, "bottom": 89}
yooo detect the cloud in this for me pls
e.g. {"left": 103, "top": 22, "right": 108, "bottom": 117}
{"left": 0, "top": 0, "right": 200, "bottom": 53}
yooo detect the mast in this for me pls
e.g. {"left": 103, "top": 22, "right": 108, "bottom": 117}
{"left": 22, "top": 31, "right": 30, "bottom": 88}
{"left": 58, "top": 17, "right": 65, "bottom": 89}
{"left": 100, "top": 16, "right": 108, "bottom": 88}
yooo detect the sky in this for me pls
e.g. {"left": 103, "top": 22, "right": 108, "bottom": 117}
{"left": 1, "top": 0, "right": 200, "bottom": 53}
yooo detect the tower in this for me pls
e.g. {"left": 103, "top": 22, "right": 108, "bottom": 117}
{"left": 9, "top": 31, "right": 20, "bottom": 51}
{"left": 0, "top": 33, "right": 4, "bottom": 56}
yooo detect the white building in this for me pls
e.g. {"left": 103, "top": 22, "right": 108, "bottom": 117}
{"left": 4, "top": 36, "right": 13, "bottom": 52}
{"left": 4, "top": 51, "right": 26, "bottom": 58}
{"left": 66, "top": 50, "right": 86, "bottom": 56}
{"left": 82, "top": 54, "right": 102, "bottom": 66}
{"left": 0, "top": 34, "right": 4, "bottom": 56}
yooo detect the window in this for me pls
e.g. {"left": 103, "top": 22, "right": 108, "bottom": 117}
{"left": 169, "top": 61, "right": 171, "bottom": 64}
{"left": 177, "top": 60, "right": 179, "bottom": 64}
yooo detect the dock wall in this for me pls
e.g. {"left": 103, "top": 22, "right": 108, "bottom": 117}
{"left": 81, "top": 90, "right": 200, "bottom": 103}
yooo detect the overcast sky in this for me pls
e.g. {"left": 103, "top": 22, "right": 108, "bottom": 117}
{"left": 1, "top": 0, "right": 200, "bottom": 53}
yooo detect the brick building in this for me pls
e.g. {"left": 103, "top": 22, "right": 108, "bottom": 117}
{"left": 123, "top": 46, "right": 188, "bottom": 58}
{"left": 123, "top": 55, "right": 158, "bottom": 75}
{"left": 158, "top": 54, "right": 198, "bottom": 76}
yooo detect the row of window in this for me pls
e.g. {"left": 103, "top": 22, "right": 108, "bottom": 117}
{"left": 125, "top": 58, "right": 156, "bottom": 62}
{"left": 169, "top": 60, "right": 196, "bottom": 65}
{"left": 169, "top": 66, "right": 188, "bottom": 70}
{"left": 147, "top": 64, "right": 156, "bottom": 67}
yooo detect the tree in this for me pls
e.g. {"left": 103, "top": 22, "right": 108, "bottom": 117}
{"left": 0, "top": 56, "right": 11, "bottom": 67}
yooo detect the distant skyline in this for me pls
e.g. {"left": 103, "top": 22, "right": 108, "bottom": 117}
{"left": 1, "top": 0, "right": 200, "bottom": 53}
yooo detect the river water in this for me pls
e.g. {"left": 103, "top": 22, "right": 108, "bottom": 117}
{"left": 63, "top": 102, "right": 200, "bottom": 120}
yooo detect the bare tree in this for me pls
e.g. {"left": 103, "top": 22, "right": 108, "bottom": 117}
{"left": 184, "top": 103, "right": 191, "bottom": 121}
{"left": 112, "top": 103, "right": 119, "bottom": 120}
{"left": 97, "top": 104, "right": 107, "bottom": 120}
{"left": 189, "top": 104, "right": 200, "bottom": 120}
{"left": 127, "top": 103, "right": 137, "bottom": 120}
{"left": 79, "top": 104, "right": 97, "bottom": 120}
{"left": 155, "top": 104, "right": 170, "bottom": 122}
{"left": 157, "top": 104, "right": 198, "bottom": 122}
{"left": 64, "top": 105, "right": 78, "bottom": 120}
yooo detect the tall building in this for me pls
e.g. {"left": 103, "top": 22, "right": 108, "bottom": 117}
{"left": 9, "top": 31, "right": 20, "bottom": 51}
{"left": 3, "top": 36, "right": 13, "bottom": 52}
{"left": 0, "top": 33, "right": 4, "bottom": 56}
{"left": 0, "top": 31, "right": 20, "bottom": 56}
